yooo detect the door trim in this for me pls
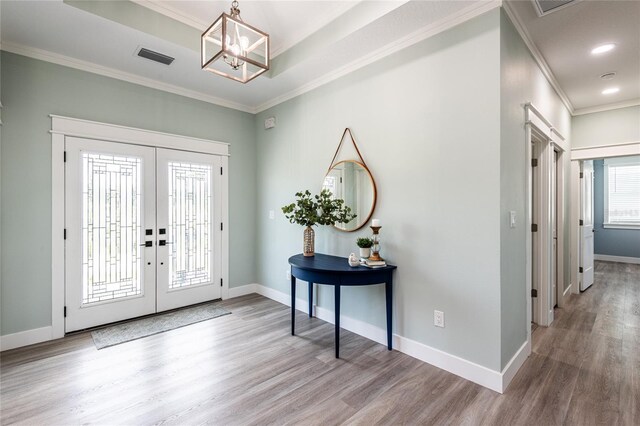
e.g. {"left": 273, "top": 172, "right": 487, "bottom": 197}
{"left": 569, "top": 141, "right": 640, "bottom": 295}
{"left": 525, "top": 103, "right": 568, "bottom": 331}
{"left": 51, "top": 116, "right": 230, "bottom": 339}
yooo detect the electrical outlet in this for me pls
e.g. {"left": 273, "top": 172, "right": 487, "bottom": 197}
{"left": 269, "top": 210, "right": 275, "bottom": 219}
{"left": 434, "top": 310, "right": 445, "bottom": 328}
{"left": 286, "top": 270, "right": 291, "bottom": 281}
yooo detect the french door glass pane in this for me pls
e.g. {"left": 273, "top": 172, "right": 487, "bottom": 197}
{"left": 82, "top": 152, "right": 142, "bottom": 304}
{"left": 168, "top": 162, "right": 212, "bottom": 289}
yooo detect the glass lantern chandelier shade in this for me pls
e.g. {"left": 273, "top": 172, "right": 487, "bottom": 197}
{"left": 201, "top": 2, "right": 270, "bottom": 84}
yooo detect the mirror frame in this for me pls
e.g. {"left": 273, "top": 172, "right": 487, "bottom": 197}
{"left": 323, "top": 159, "right": 377, "bottom": 232}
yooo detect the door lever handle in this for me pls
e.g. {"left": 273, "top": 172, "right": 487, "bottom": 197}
{"left": 140, "top": 241, "right": 153, "bottom": 247}
{"left": 158, "top": 240, "right": 173, "bottom": 246}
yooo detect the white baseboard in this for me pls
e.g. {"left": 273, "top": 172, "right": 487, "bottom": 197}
{"left": 227, "top": 283, "right": 258, "bottom": 299}
{"left": 594, "top": 254, "right": 640, "bottom": 265}
{"left": 0, "top": 326, "right": 53, "bottom": 352}
{"left": 254, "top": 284, "right": 526, "bottom": 393}
{"left": 500, "top": 340, "right": 530, "bottom": 392}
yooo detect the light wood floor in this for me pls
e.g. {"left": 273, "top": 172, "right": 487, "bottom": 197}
{"left": 1, "top": 260, "right": 638, "bottom": 425}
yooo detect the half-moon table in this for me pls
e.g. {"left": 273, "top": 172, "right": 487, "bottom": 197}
{"left": 288, "top": 253, "right": 397, "bottom": 358}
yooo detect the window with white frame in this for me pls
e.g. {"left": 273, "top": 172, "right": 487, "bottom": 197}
{"left": 603, "top": 156, "right": 640, "bottom": 229}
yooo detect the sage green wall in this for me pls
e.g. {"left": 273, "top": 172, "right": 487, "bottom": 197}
{"left": 255, "top": 10, "right": 503, "bottom": 370}
{"left": 0, "top": 52, "right": 257, "bottom": 336}
{"left": 572, "top": 106, "right": 640, "bottom": 148}
{"left": 499, "top": 10, "right": 572, "bottom": 369}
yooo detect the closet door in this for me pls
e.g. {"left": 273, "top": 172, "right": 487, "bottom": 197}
{"left": 65, "top": 137, "right": 157, "bottom": 332}
{"left": 156, "top": 149, "right": 222, "bottom": 311}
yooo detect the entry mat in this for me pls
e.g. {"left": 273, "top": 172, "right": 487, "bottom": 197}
{"left": 91, "top": 302, "right": 231, "bottom": 350}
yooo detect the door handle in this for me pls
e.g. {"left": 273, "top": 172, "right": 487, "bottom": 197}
{"left": 158, "top": 240, "right": 173, "bottom": 246}
{"left": 140, "top": 241, "right": 153, "bottom": 247}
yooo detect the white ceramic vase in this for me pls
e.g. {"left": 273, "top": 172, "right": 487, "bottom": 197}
{"left": 359, "top": 247, "right": 371, "bottom": 259}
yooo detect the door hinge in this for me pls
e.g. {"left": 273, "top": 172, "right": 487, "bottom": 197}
{"left": 531, "top": 289, "right": 538, "bottom": 298}
{"left": 64, "top": 306, "right": 67, "bottom": 317}
{"left": 579, "top": 219, "right": 584, "bottom": 226}
{"left": 64, "top": 151, "right": 67, "bottom": 162}
{"left": 220, "top": 278, "right": 223, "bottom": 287}
{"left": 580, "top": 172, "right": 584, "bottom": 178}
{"left": 340, "top": 177, "right": 343, "bottom": 183}
{"left": 531, "top": 158, "right": 538, "bottom": 167}
{"left": 220, "top": 166, "right": 223, "bottom": 175}
{"left": 64, "top": 229, "right": 67, "bottom": 240}
{"left": 531, "top": 223, "right": 538, "bottom": 232}
{"left": 579, "top": 267, "right": 583, "bottom": 273}
{"left": 220, "top": 223, "right": 224, "bottom": 231}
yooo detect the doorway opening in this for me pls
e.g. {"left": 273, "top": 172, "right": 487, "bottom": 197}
{"left": 51, "top": 116, "right": 230, "bottom": 338}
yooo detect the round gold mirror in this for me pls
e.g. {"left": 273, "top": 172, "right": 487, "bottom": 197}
{"left": 322, "top": 160, "right": 377, "bottom": 232}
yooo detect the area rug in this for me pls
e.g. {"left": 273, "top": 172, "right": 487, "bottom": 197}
{"left": 91, "top": 302, "right": 231, "bottom": 349}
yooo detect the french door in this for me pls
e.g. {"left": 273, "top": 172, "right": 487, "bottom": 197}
{"left": 65, "top": 138, "right": 222, "bottom": 332}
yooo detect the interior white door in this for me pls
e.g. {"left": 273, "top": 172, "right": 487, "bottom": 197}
{"left": 65, "top": 137, "right": 157, "bottom": 332}
{"left": 581, "top": 160, "right": 595, "bottom": 291}
{"left": 551, "top": 150, "right": 558, "bottom": 307}
{"left": 156, "top": 149, "right": 222, "bottom": 312}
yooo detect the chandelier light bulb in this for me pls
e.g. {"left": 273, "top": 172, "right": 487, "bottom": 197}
{"left": 230, "top": 44, "right": 241, "bottom": 56}
{"left": 240, "top": 36, "right": 250, "bottom": 50}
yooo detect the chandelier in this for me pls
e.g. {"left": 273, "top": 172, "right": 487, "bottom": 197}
{"left": 201, "top": 0, "right": 270, "bottom": 83}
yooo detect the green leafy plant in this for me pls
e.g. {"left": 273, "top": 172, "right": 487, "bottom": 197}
{"left": 356, "top": 237, "right": 374, "bottom": 248}
{"left": 282, "top": 189, "right": 356, "bottom": 227}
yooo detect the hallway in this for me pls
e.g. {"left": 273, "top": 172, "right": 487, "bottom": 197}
{"left": 525, "top": 260, "right": 640, "bottom": 424}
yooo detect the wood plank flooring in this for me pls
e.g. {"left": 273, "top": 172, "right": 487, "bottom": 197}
{"left": 1, "top": 260, "right": 638, "bottom": 425}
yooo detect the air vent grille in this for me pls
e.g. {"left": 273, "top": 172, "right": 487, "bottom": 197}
{"left": 137, "top": 48, "right": 174, "bottom": 65}
{"left": 532, "top": 0, "right": 577, "bottom": 17}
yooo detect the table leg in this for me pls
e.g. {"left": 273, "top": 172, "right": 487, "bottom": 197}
{"left": 308, "top": 282, "right": 314, "bottom": 318}
{"left": 335, "top": 284, "right": 341, "bottom": 358}
{"left": 386, "top": 279, "right": 393, "bottom": 350}
{"left": 291, "top": 274, "right": 296, "bottom": 336}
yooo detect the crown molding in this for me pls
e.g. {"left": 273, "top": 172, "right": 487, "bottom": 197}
{"left": 255, "top": 0, "right": 503, "bottom": 113}
{"left": 502, "top": 1, "right": 575, "bottom": 115}
{"left": 0, "top": 41, "right": 255, "bottom": 114}
{"left": 131, "top": 0, "right": 208, "bottom": 30}
{"left": 572, "top": 98, "right": 640, "bottom": 116}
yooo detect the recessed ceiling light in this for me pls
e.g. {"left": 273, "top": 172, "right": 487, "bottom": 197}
{"left": 602, "top": 87, "right": 620, "bottom": 95}
{"left": 600, "top": 72, "right": 616, "bottom": 80}
{"left": 591, "top": 44, "right": 616, "bottom": 55}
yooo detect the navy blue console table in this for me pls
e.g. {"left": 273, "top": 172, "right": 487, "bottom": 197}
{"left": 288, "top": 253, "right": 397, "bottom": 358}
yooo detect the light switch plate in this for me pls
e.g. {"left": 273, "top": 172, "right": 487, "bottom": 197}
{"left": 510, "top": 211, "right": 516, "bottom": 228}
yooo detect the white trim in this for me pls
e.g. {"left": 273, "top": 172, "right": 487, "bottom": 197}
{"left": 594, "top": 254, "right": 640, "bottom": 265}
{"left": 253, "top": 284, "right": 525, "bottom": 393}
{"left": 0, "top": 42, "right": 255, "bottom": 114}
{"left": 50, "top": 115, "right": 229, "bottom": 156}
{"left": 573, "top": 99, "right": 640, "bottom": 116}
{"left": 51, "top": 132, "right": 66, "bottom": 340}
{"left": 228, "top": 284, "right": 258, "bottom": 299}
{"left": 563, "top": 284, "right": 573, "bottom": 299}
{"left": 0, "top": 327, "right": 53, "bottom": 352}
{"left": 500, "top": 340, "right": 531, "bottom": 392}
{"left": 253, "top": 0, "right": 502, "bottom": 113}
{"left": 570, "top": 161, "right": 581, "bottom": 294}
{"left": 502, "top": 3, "right": 574, "bottom": 114}
{"left": 603, "top": 223, "right": 640, "bottom": 230}
{"left": 526, "top": 103, "right": 568, "bottom": 325}
{"left": 571, "top": 142, "right": 640, "bottom": 161}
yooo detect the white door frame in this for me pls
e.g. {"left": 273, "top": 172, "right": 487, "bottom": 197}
{"left": 569, "top": 141, "right": 640, "bottom": 294}
{"left": 51, "top": 115, "right": 230, "bottom": 339}
{"left": 525, "top": 104, "right": 568, "bottom": 330}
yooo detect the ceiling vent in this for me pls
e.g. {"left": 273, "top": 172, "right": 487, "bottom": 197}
{"left": 137, "top": 48, "right": 174, "bottom": 65}
{"left": 531, "top": 0, "right": 579, "bottom": 17}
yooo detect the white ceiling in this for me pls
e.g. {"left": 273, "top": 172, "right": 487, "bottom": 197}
{"left": 1, "top": 0, "right": 638, "bottom": 114}
{"left": 507, "top": 0, "right": 640, "bottom": 114}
